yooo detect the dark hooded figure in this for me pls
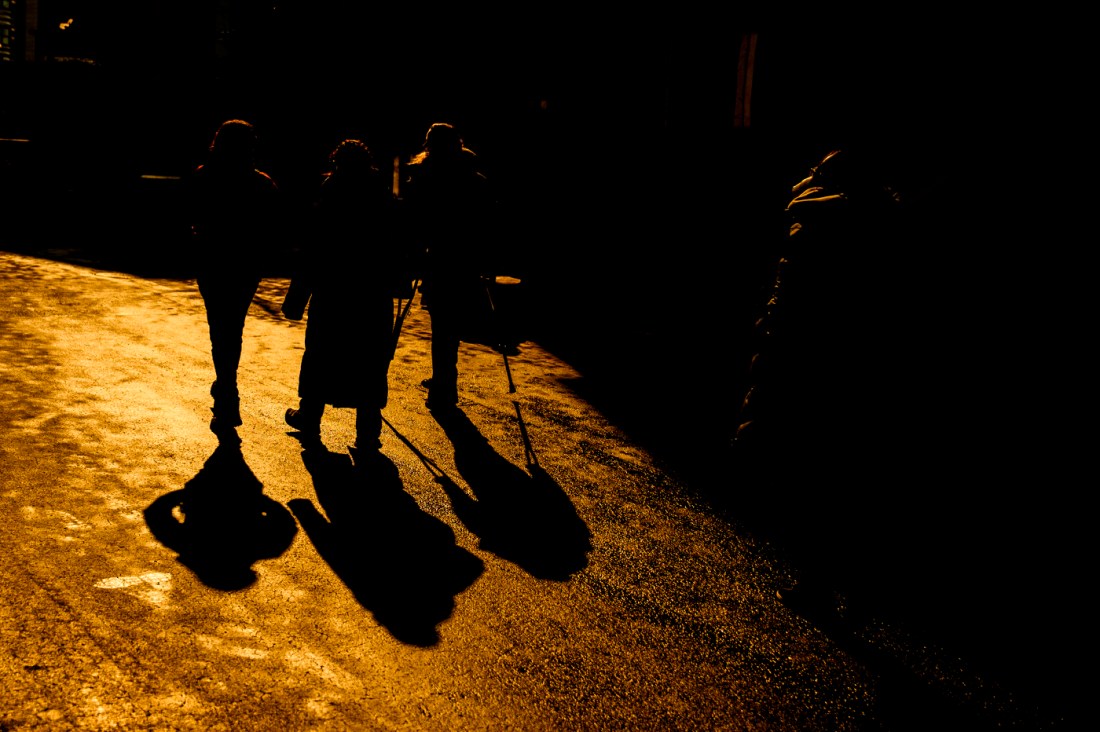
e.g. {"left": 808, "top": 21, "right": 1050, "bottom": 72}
{"left": 187, "top": 119, "right": 282, "bottom": 436}
{"left": 732, "top": 145, "right": 905, "bottom": 617}
{"left": 281, "top": 139, "right": 404, "bottom": 452}
{"left": 401, "top": 122, "right": 495, "bottom": 412}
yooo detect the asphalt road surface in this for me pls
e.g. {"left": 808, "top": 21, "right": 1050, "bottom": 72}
{"left": 0, "top": 250, "right": 1072, "bottom": 730}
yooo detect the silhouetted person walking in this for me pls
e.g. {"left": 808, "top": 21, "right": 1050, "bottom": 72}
{"left": 281, "top": 139, "right": 405, "bottom": 452}
{"left": 401, "top": 122, "right": 495, "bottom": 412}
{"left": 187, "top": 119, "right": 281, "bottom": 436}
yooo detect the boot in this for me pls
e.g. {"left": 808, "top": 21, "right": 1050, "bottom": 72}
{"left": 285, "top": 406, "right": 322, "bottom": 437}
{"left": 354, "top": 408, "right": 383, "bottom": 451}
{"left": 425, "top": 382, "right": 458, "bottom": 412}
{"left": 210, "top": 381, "right": 242, "bottom": 432}
{"left": 285, "top": 396, "right": 323, "bottom": 437}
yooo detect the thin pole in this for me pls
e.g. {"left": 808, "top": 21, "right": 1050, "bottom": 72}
{"left": 390, "top": 280, "right": 419, "bottom": 361}
{"left": 483, "top": 279, "right": 516, "bottom": 393}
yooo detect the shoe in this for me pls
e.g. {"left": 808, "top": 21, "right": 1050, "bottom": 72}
{"left": 210, "top": 401, "right": 242, "bottom": 429}
{"left": 354, "top": 436, "right": 382, "bottom": 451}
{"left": 209, "top": 415, "right": 241, "bottom": 435}
{"left": 285, "top": 408, "right": 321, "bottom": 436}
{"left": 420, "top": 378, "right": 432, "bottom": 390}
{"left": 425, "top": 396, "right": 458, "bottom": 412}
{"left": 349, "top": 442, "right": 383, "bottom": 468}
{"left": 209, "top": 419, "right": 242, "bottom": 445}
{"left": 210, "top": 378, "right": 242, "bottom": 429}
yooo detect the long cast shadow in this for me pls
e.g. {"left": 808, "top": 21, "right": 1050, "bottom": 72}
{"left": 287, "top": 443, "right": 484, "bottom": 647}
{"left": 144, "top": 439, "right": 297, "bottom": 591}
{"left": 428, "top": 407, "right": 592, "bottom": 581}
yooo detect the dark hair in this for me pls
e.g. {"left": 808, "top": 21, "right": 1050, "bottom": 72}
{"left": 410, "top": 122, "right": 471, "bottom": 165}
{"left": 327, "top": 138, "right": 375, "bottom": 174}
{"left": 423, "top": 122, "right": 462, "bottom": 154}
{"left": 209, "top": 119, "right": 257, "bottom": 169}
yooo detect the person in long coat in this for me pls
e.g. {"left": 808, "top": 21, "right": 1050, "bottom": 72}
{"left": 281, "top": 139, "right": 405, "bottom": 451}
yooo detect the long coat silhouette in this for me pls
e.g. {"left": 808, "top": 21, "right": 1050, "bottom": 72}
{"left": 282, "top": 140, "right": 406, "bottom": 447}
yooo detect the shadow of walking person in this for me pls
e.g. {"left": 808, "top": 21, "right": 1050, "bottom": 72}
{"left": 287, "top": 444, "right": 484, "bottom": 647}
{"left": 433, "top": 409, "right": 592, "bottom": 581}
{"left": 143, "top": 442, "right": 297, "bottom": 591}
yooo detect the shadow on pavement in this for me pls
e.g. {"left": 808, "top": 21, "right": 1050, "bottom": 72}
{"left": 431, "top": 407, "right": 593, "bottom": 582}
{"left": 13, "top": 241, "right": 1079, "bottom": 726}
{"left": 144, "top": 441, "right": 298, "bottom": 591}
{"left": 287, "top": 443, "right": 484, "bottom": 648}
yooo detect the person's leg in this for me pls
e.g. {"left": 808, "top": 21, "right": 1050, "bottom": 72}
{"left": 354, "top": 406, "right": 382, "bottom": 450}
{"left": 427, "top": 304, "right": 460, "bottom": 409}
{"left": 285, "top": 321, "right": 325, "bottom": 437}
{"left": 353, "top": 328, "right": 392, "bottom": 450}
{"left": 199, "top": 275, "right": 259, "bottom": 429}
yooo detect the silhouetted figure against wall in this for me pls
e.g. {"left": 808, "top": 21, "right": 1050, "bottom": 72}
{"left": 401, "top": 122, "right": 495, "bottom": 412}
{"left": 732, "top": 146, "right": 904, "bottom": 618}
{"left": 281, "top": 139, "right": 404, "bottom": 452}
{"left": 187, "top": 119, "right": 281, "bottom": 436}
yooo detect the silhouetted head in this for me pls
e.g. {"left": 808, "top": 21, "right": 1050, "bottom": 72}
{"left": 794, "top": 148, "right": 875, "bottom": 193}
{"left": 794, "top": 146, "right": 899, "bottom": 208}
{"left": 813, "top": 149, "right": 854, "bottom": 183}
{"left": 423, "top": 122, "right": 464, "bottom": 157}
{"left": 209, "top": 119, "right": 257, "bottom": 171}
{"left": 793, "top": 149, "right": 844, "bottom": 192}
{"left": 327, "top": 138, "right": 375, "bottom": 175}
